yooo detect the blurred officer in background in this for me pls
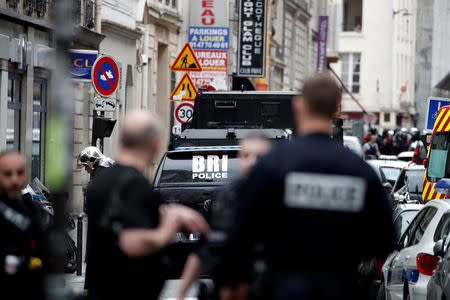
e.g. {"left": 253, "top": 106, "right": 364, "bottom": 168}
{"left": 177, "top": 134, "right": 273, "bottom": 300}
{"left": 0, "top": 151, "right": 46, "bottom": 300}
{"left": 85, "top": 110, "right": 210, "bottom": 299}
{"left": 78, "top": 146, "right": 115, "bottom": 213}
{"left": 216, "top": 73, "right": 396, "bottom": 300}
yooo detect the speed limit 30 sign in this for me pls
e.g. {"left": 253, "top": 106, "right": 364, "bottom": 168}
{"left": 175, "top": 102, "right": 194, "bottom": 124}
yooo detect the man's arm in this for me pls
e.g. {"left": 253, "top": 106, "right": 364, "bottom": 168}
{"left": 362, "top": 143, "right": 368, "bottom": 154}
{"left": 119, "top": 204, "right": 210, "bottom": 258}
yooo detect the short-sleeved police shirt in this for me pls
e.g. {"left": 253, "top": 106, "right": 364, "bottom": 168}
{"left": 217, "top": 133, "right": 396, "bottom": 285}
{"left": 85, "top": 164, "right": 164, "bottom": 299}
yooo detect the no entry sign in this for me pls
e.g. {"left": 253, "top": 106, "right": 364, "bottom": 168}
{"left": 175, "top": 102, "right": 194, "bottom": 124}
{"left": 91, "top": 55, "right": 120, "bottom": 97}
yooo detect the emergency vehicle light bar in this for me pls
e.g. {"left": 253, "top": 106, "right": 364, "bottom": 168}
{"left": 174, "top": 146, "right": 242, "bottom": 151}
{"left": 435, "top": 179, "right": 450, "bottom": 195}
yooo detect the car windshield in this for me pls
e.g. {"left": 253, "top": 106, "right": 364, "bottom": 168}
{"left": 405, "top": 169, "right": 425, "bottom": 193}
{"left": 160, "top": 150, "right": 240, "bottom": 185}
{"left": 380, "top": 167, "right": 401, "bottom": 182}
{"left": 394, "top": 210, "right": 420, "bottom": 241}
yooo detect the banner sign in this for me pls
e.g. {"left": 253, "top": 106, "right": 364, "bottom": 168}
{"left": 69, "top": 49, "right": 98, "bottom": 81}
{"left": 194, "top": 50, "right": 227, "bottom": 71}
{"left": 237, "top": 0, "right": 267, "bottom": 77}
{"left": 316, "top": 16, "right": 329, "bottom": 72}
{"left": 189, "top": 27, "right": 229, "bottom": 50}
{"left": 189, "top": 0, "right": 229, "bottom": 27}
{"left": 191, "top": 50, "right": 228, "bottom": 90}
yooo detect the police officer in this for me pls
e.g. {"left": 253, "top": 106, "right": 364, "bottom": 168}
{"left": 177, "top": 134, "right": 273, "bottom": 300}
{"left": 77, "top": 146, "right": 115, "bottom": 178}
{"left": 78, "top": 146, "right": 115, "bottom": 213}
{"left": 0, "top": 151, "right": 46, "bottom": 300}
{"left": 84, "top": 110, "right": 210, "bottom": 299}
{"left": 216, "top": 73, "right": 396, "bottom": 300}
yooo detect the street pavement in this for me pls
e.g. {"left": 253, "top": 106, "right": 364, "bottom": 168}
{"left": 65, "top": 216, "right": 213, "bottom": 299}
{"left": 65, "top": 265, "right": 212, "bottom": 299}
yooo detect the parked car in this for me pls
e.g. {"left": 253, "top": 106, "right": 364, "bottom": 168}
{"left": 367, "top": 161, "right": 394, "bottom": 195}
{"left": 379, "top": 155, "right": 399, "bottom": 161}
{"left": 368, "top": 159, "right": 408, "bottom": 186}
{"left": 379, "top": 199, "right": 450, "bottom": 300}
{"left": 392, "top": 203, "right": 423, "bottom": 242}
{"left": 398, "top": 151, "right": 415, "bottom": 162}
{"left": 365, "top": 203, "right": 422, "bottom": 299}
{"left": 390, "top": 165, "right": 426, "bottom": 204}
{"left": 426, "top": 228, "right": 450, "bottom": 300}
{"left": 426, "top": 179, "right": 450, "bottom": 299}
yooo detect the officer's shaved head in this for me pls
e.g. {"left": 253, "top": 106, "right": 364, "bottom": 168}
{"left": 120, "top": 110, "right": 162, "bottom": 150}
{"left": 0, "top": 151, "right": 27, "bottom": 199}
{"left": 300, "top": 72, "right": 340, "bottom": 119}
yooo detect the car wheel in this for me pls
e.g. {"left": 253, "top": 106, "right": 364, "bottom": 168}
{"left": 403, "top": 282, "right": 410, "bottom": 300}
{"left": 377, "top": 281, "right": 386, "bottom": 300}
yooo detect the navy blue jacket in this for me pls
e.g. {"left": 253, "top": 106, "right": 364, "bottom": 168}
{"left": 216, "top": 133, "right": 396, "bottom": 286}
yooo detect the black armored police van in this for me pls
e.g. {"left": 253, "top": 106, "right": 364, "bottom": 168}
{"left": 154, "top": 91, "right": 298, "bottom": 276}
{"left": 172, "top": 91, "right": 298, "bottom": 149}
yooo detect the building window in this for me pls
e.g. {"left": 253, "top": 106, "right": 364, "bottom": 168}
{"left": 32, "top": 78, "right": 47, "bottom": 180}
{"left": 343, "top": 0, "right": 362, "bottom": 32}
{"left": 172, "top": 0, "right": 177, "bottom": 8}
{"left": 384, "top": 113, "right": 390, "bottom": 123}
{"left": 341, "top": 53, "right": 361, "bottom": 94}
{"left": 7, "top": 73, "right": 22, "bottom": 151}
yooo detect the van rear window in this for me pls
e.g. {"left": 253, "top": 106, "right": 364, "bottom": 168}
{"left": 160, "top": 151, "right": 240, "bottom": 185}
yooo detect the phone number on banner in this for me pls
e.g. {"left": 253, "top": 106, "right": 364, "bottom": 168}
{"left": 189, "top": 27, "right": 229, "bottom": 50}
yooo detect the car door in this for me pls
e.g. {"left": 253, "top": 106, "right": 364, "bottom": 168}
{"left": 387, "top": 207, "right": 437, "bottom": 299}
{"left": 433, "top": 212, "right": 450, "bottom": 290}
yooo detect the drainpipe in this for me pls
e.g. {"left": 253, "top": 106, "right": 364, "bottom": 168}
{"left": 141, "top": 25, "right": 149, "bottom": 109}
{"left": 95, "top": 0, "right": 102, "bottom": 33}
{"left": 0, "top": 59, "right": 7, "bottom": 151}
